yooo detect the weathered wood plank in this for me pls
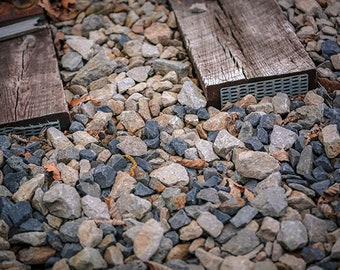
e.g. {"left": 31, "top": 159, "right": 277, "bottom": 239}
{"left": 0, "top": 27, "right": 70, "bottom": 131}
{"left": 169, "top": 0, "right": 317, "bottom": 107}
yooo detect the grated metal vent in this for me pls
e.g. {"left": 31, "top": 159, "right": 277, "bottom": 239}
{"left": 0, "top": 120, "right": 60, "bottom": 137}
{"left": 220, "top": 74, "right": 309, "bottom": 107}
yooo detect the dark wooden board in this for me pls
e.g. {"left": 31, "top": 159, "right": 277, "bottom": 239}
{"left": 0, "top": 27, "right": 70, "bottom": 131}
{"left": 169, "top": 0, "right": 317, "bottom": 107}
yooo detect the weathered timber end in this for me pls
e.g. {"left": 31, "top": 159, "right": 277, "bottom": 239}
{"left": 0, "top": 27, "right": 70, "bottom": 133}
{"left": 169, "top": 0, "right": 317, "bottom": 108}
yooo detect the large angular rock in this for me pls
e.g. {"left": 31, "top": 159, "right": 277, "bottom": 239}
{"left": 116, "top": 136, "right": 148, "bottom": 156}
{"left": 134, "top": 219, "right": 164, "bottom": 261}
{"left": 153, "top": 59, "right": 190, "bottom": 79}
{"left": 269, "top": 125, "right": 298, "bottom": 154}
{"left": 233, "top": 149, "right": 280, "bottom": 180}
{"left": 214, "top": 130, "right": 245, "bottom": 158}
{"left": 277, "top": 220, "right": 308, "bottom": 251}
{"left": 319, "top": 124, "right": 340, "bottom": 158}
{"left": 69, "top": 247, "right": 107, "bottom": 269}
{"left": 81, "top": 195, "right": 110, "bottom": 220}
{"left": 43, "top": 183, "right": 81, "bottom": 219}
{"left": 71, "top": 48, "right": 118, "bottom": 86}
{"left": 150, "top": 163, "right": 189, "bottom": 186}
{"left": 119, "top": 111, "right": 145, "bottom": 133}
{"left": 47, "top": 127, "right": 74, "bottom": 149}
{"left": 177, "top": 80, "right": 207, "bottom": 109}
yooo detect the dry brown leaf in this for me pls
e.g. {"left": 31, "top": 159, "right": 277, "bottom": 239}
{"left": 69, "top": 94, "right": 93, "bottom": 108}
{"left": 179, "top": 159, "right": 208, "bottom": 170}
{"left": 272, "top": 149, "right": 290, "bottom": 163}
{"left": 44, "top": 163, "right": 62, "bottom": 181}
{"left": 220, "top": 197, "right": 245, "bottom": 208}
{"left": 61, "top": 0, "right": 76, "bottom": 9}
{"left": 24, "top": 152, "right": 32, "bottom": 159}
{"left": 318, "top": 77, "right": 340, "bottom": 93}
{"left": 196, "top": 122, "right": 208, "bottom": 140}
{"left": 105, "top": 196, "right": 123, "bottom": 221}
{"left": 281, "top": 114, "right": 300, "bottom": 125}
{"left": 93, "top": 219, "right": 126, "bottom": 226}
{"left": 145, "top": 261, "right": 173, "bottom": 270}
{"left": 39, "top": 0, "right": 80, "bottom": 21}
{"left": 304, "top": 124, "right": 323, "bottom": 145}
{"left": 244, "top": 188, "right": 255, "bottom": 202}
{"left": 226, "top": 112, "right": 239, "bottom": 137}
{"left": 317, "top": 183, "right": 340, "bottom": 218}
{"left": 227, "top": 177, "right": 244, "bottom": 199}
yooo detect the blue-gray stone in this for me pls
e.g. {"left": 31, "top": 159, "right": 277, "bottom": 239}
{"left": 8, "top": 201, "right": 33, "bottom": 226}
{"left": 314, "top": 155, "right": 333, "bottom": 173}
{"left": 134, "top": 157, "right": 152, "bottom": 173}
{"left": 334, "top": 169, "right": 340, "bottom": 181}
{"left": 203, "top": 175, "right": 222, "bottom": 187}
{"left": 69, "top": 121, "right": 85, "bottom": 133}
{"left": 259, "top": 113, "right": 277, "bottom": 130}
{"left": 107, "top": 155, "right": 127, "bottom": 171}
{"left": 311, "top": 180, "right": 331, "bottom": 196}
{"left": 82, "top": 14, "right": 103, "bottom": 36}
{"left": 60, "top": 221, "right": 81, "bottom": 243}
{"left": 207, "top": 131, "right": 218, "bottom": 142}
{"left": 107, "top": 120, "right": 117, "bottom": 135}
{"left": 3, "top": 171, "right": 27, "bottom": 193}
{"left": 144, "top": 137, "right": 160, "bottom": 149}
{"left": 170, "top": 138, "right": 188, "bottom": 156}
{"left": 163, "top": 144, "right": 176, "bottom": 155}
{"left": 310, "top": 141, "right": 325, "bottom": 156}
{"left": 230, "top": 205, "right": 259, "bottom": 228}
{"left": 280, "top": 162, "right": 295, "bottom": 175}
{"left": 164, "top": 231, "right": 180, "bottom": 246}
{"left": 108, "top": 139, "right": 120, "bottom": 154}
{"left": 184, "top": 105, "right": 197, "bottom": 114}
{"left": 73, "top": 114, "right": 88, "bottom": 125}
{"left": 134, "top": 182, "right": 154, "bottom": 197}
{"left": 321, "top": 40, "right": 340, "bottom": 60}
{"left": 26, "top": 141, "right": 41, "bottom": 153}
{"left": 6, "top": 155, "right": 28, "bottom": 171}
{"left": 164, "top": 260, "right": 189, "bottom": 270}
{"left": 227, "top": 105, "right": 246, "bottom": 120}
{"left": 76, "top": 180, "right": 101, "bottom": 198}
{"left": 186, "top": 187, "right": 198, "bottom": 206}
{"left": 100, "top": 223, "right": 117, "bottom": 236}
{"left": 244, "top": 112, "right": 261, "bottom": 127}
{"left": 33, "top": 149, "right": 45, "bottom": 159}
{"left": 296, "top": 145, "right": 314, "bottom": 176}
{"left": 118, "top": 34, "right": 130, "bottom": 48}
{"left": 0, "top": 135, "right": 11, "bottom": 149}
{"left": 79, "top": 149, "right": 97, "bottom": 161}
{"left": 47, "top": 231, "right": 63, "bottom": 252}
{"left": 26, "top": 155, "right": 41, "bottom": 166}
{"left": 168, "top": 209, "right": 191, "bottom": 230}
{"left": 19, "top": 218, "right": 43, "bottom": 232}
{"left": 95, "top": 105, "right": 113, "bottom": 113}
{"left": 93, "top": 163, "right": 116, "bottom": 188}
{"left": 244, "top": 136, "right": 265, "bottom": 151}
{"left": 57, "top": 147, "right": 80, "bottom": 163}
{"left": 301, "top": 247, "right": 325, "bottom": 264}
{"left": 197, "top": 107, "right": 210, "bottom": 120}
{"left": 197, "top": 188, "right": 220, "bottom": 204}
{"left": 61, "top": 51, "right": 83, "bottom": 71}
{"left": 11, "top": 145, "right": 26, "bottom": 156}
{"left": 214, "top": 209, "right": 231, "bottom": 224}
{"left": 173, "top": 105, "right": 185, "bottom": 119}
{"left": 144, "top": 120, "right": 160, "bottom": 139}
{"left": 286, "top": 178, "right": 308, "bottom": 186}
{"left": 277, "top": 220, "right": 308, "bottom": 251}
{"left": 61, "top": 243, "right": 83, "bottom": 258}
{"left": 0, "top": 197, "right": 15, "bottom": 226}
{"left": 312, "top": 166, "right": 330, "bottom": 181}
{"left": 2, "top": 149, "right": 15, "bottom": 159}
{"left": 290, "top": 100, "right": 304, "bottom": 111}
{"left": 256, "top": 126, "right": 269, "bottom": 144}
{"left": 288, "top": 148, "right": 300, "bottom": 168}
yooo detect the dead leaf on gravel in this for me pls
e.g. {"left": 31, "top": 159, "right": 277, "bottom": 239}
{"left": 68, "top": 94, "right": 101, "bottom": 109}
{"left": 179, "top": 159, "right": 208, "bottom": 169}
{"left": 44, "top": 163, "right": 62, "bottom": 181}
{"left": 145, "top": 261, "right": 173, "bottom": 270}
{"left": 317, "top": 183, "right": 340, "bottom": 218}
{"left": 227, "top": 177, "right": 254, "bottom": 202}
{"left": 39, "top": 0, "right": 84, "bottom": 21}
{"left": 304, "top": 124, "right": 323, "bottom": 145}
{"left": 281, "top": 114, "right": 300, "bottom": 125}
{"left": 318, "top": 77, "right": 340, "bottom": 93}
{"left": 272, "top": 149, "right": 290, "bottom": 163}
{"left": 226, "top": 112, "right": 239, "bottom": 137}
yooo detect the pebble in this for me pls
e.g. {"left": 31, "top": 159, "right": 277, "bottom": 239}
{"left": 69, "top": 247, "right": 107, "bottom": 270}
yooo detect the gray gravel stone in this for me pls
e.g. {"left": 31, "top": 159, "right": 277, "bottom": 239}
{"left": 43, "top": 183, "right": 81, "bottom": 219}
{"left": 69, "top": 247, "right": 107, "bottom": 269}
{"left": 296, "top": 145, "right": 314, "bottom": 176}
{"left": 229, "top": 205, "right": 259, "bottom": 228}
{"left": 153, "top": 59, "right": 190, "bottom": 79}
{"left": 196, "top": 211, "right": 223, "bottom": 238}
{"left": 150, "top": 163, "right": 189, "bottom": 186}
{"left": 269, "top": 125, "right": 298, "bottom": 154}
{"left": 251, "top": 186, "right": 288, "bottom": 217}
{"left": 213, "top": 129, "right": 245, "bottom": 158}
{"left": 81, "top": 195, "right": 110, "bottom": 220}
{"left": 61, "top": 52, "right": 84, "bottom": 72}
{"left": 177, "top": 80, "right": 207, "bottom": 109}
{"left": 222, "top": 228, "right": 260, "bottom": 256}
{"left": 277, "top": 220, "right": 308, "bottom": 251}
{"left": 116, "top": 136, "right": 147, "bottom": 156}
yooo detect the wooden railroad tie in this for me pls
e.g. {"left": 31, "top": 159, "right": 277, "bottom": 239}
{"left": 169, "top": 0, "right": 317, "bottom": 108}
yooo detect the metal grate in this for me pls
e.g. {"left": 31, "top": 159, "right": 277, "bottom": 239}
{"left": 0, "top": 120, "right": 60, "bottom": 137}
{"left": 220, "top": 74, "right": 309, "bottom": 107}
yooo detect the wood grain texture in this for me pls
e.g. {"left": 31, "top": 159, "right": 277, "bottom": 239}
{"left": 0, "top": 27, "right": 70, "bottom": 130}
{"left": 169, "top": 0, "right": 317, "bottom": 107}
